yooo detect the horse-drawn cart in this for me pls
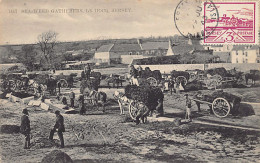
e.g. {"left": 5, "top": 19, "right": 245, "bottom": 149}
{"left": 171, "top": 70, "right": 190, "bottom": 86}
{"left": 189, "top": 68, "right": 238, "bottom": 89}
{"left": 114, "top": 85, "right": 163, "bottom": 121}
{"left": 139, "top": 68, "right": 162, "bottom": 86}
{"left": 191, "top": 90, "right": 241, "bottom": 118}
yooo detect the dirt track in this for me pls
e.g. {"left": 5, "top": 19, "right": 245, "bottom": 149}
{"left": 0, "top": 93, "right": 259, "bottom": 163}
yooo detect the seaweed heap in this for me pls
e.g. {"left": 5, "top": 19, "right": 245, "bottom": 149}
{"left": 124, "top": 85, "right": 163, "bottom": 108}
{"left": 184, "top": 80, "right": 205, "bottom": 91}
{"left": 194, "top": 90, "right": 241, "bottom": 104}
{"left": 205, "top": 67, "right": 228, "bottom": 77}
{"left": 33, "top": 74, "right": 50, "bottom": 85}
{"left": 140, "top": 69, "right": 162, "bottom": 81}
{"left": 171, "top": 70, "right": 190, "bottom": 81}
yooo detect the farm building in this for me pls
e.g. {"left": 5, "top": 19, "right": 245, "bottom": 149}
{"left": 94, "top": 43, "right": 142, "bottom": 64}
{"left": 231, "top": 45, "right": 260, "bottom": 63}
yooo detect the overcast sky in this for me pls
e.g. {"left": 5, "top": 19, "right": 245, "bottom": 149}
{"left": 0, "top": 0, "right": 182, "bottom": 45}
{"left": 1, "top": 0, "right": 258, "bottom": 45}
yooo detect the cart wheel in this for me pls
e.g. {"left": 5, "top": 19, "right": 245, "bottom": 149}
{"left": 212, "top": 97, "right": 231, "bottom": 118}
{"left": 60, "top": 79, "right": 68, "bottom": 88}
{"left": 16, "top": 80, "right": 23, "bottom": 89}
{"left": 129, "top": 101, "right": 148, "bottom": 120}
{"left": 176, "top": 76, "right": 188, "bottom": 85}
{"left": 9, "top": 80, "right": 16, "bottom": 90}
{"left": 146, "top": 77, "right": 157, "bottom": 86}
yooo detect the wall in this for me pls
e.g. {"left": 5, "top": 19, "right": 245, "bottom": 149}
{"left": 121, "top": 55, "right": 149, "bottom": 64}
{"left": 135, "top": 63, "right": 260, "bottom": 73}
{"left": 94, "top": 52, "right": 109, "bottom": 61}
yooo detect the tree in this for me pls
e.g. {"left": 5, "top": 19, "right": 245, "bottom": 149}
{"left": 37, "top": 30, "right": 58, "bottom": 69}
{"left": 16, "top": 45, "right": 37, "bottom": 71}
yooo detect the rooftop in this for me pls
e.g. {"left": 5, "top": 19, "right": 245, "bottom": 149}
{"left": 96, "top": 44, "right": 114, "bottom": 53}
{"left": 232, "top": 45, "right": 259, "bottom": 51}
{"left": 111, "top": 43, "right": 141, "bottom": 52}
{"left": 141, "top": 41, "right": 168, "bottom": 50}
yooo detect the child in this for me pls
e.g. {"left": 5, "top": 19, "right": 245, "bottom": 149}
{"left": 69, "top": 90, "right": 75, "bottom": 108}
{"left": 185, "top": 94, "right": 192, "bottom": 121}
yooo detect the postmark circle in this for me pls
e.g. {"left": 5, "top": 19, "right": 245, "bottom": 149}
{"left": 174, "top": 0, "right": 219, "bottom": 40}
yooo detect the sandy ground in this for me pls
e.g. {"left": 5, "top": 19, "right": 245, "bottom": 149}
{"left": 0, "top": 84, "right": 260, "bottom": 163}
{"left": 1, "top": 69, "right": 260, "bottom": 163}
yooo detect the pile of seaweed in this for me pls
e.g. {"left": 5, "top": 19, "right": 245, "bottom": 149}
{"left": 124, "top": 85, "right": 163, "bottom": 107}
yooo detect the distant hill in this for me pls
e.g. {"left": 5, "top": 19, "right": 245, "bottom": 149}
{"left": 0, "top": 35, "right": 188, "bottom": 64}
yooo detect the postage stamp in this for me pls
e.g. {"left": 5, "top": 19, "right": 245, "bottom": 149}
{"left": 203, "top": 1, "right": 259, "bottom": 44}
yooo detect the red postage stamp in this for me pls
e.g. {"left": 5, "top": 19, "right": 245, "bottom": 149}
{"left": 203, "top": 1, "right": 259, "bottom": 44}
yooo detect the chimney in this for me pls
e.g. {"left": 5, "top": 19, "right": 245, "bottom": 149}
{"left": 137, "top": 39, "right": 142, "bottom": 45}
{"left": 137, "top": 39, "right": 143, "bottom": 50}
{"left": 188, "top": 38, "right": 192, "bottom": 45}
{"left": 166, "top": 39, "right": 174, "bottom": 56}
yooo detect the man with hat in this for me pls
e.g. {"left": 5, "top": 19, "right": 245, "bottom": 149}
{"left": 49, "top": 110, "right": 65, "bottom": 148}
{"left": 20, "top": 108, "right": 31, "bottom": 149}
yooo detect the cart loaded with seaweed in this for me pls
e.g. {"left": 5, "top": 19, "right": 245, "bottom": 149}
{"left": 114, "top": 85, "right": 164, "bottom": 121}
{"left": 191, "top": 90, "right": 241, "bottom": 118}
{"left": 138, "top": 67, "right": 162, "bottom": 86}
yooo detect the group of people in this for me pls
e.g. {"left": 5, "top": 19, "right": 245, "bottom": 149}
{"left": 20, "top": 109, "right": 65, "bottom": 149}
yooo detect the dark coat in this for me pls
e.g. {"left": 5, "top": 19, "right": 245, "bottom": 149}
{"left": 69, "top": 92, "right": 75, "bottom": 99}
{"left": 20, "top": 114, "right": 30, "bottom": 135}
{"left": 54, "top": 114, "right": 65, "bottom": 132}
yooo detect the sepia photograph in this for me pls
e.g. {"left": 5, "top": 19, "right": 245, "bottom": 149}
{"left": 0, "top": 0, "right": 259, "bottom": 162}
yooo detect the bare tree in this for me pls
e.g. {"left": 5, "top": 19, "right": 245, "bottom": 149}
{"left": 16, "top": 45, "right": 37, "bottom": 71}
{"left": 37, "top": 30, "right": 58, "bottom": 68}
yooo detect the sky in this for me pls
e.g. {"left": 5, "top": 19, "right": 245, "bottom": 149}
{"left": 1, "top": 0, "right": 258, "bottom": 45}
{"left": 0, "top": 0, "right": 182, "bottom": 45}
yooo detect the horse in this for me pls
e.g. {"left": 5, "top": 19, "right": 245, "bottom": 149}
{"left": 227, "top": 68, "right": 244, "bottom": 82}
{"left": 245, "top": 70, "right": 260, "bottom": 85}
{"left": 46, "top": 78, "right": 57, "bottom": 95}
{"left": 114, "top": 91, "right": 129, "bottom": 115}
{"left": 105, "top": 74, "right": 123, "bottom": 88}
{"left": 89, "top": 90, "right": 107, "bottom": 112}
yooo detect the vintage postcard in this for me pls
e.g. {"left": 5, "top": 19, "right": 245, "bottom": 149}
{"left": 0, "top": 0, "right": 259, "bottom": 163}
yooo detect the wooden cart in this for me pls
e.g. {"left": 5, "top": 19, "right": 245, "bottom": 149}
{"left": 192, "top": 97, "right": 231, "bottom": 118}
{"left": 114, "top": 92, "right": 148, "bottom": 121}
{"left": 191, "top": 91, "right": 241, "bottom": 118}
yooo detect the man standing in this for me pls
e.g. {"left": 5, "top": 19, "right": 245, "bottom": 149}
{"left": 85, "top": 64, "right": 91, "bottom": 79}
{"left": 49, "top": 111, "right": 65, "bottom": 148}
{"left": 69, "top": 90, "right": 75, "bottom": 108}
{"left": 20, "top": 108, "right": 31, "bottom": 149}
{"left": 78, "top": 94, "right": 85, "bottom": 115}
{"left": 185, "top": 94, "right": 192, "bottom": 121}
{"left": 155, "top": 97, "right": 164, "bottom": 117}
{"left": 57, "top": 81, "right": 61, "bottom": 94}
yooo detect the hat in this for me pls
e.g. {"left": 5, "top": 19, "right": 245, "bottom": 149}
{"left": 55, "top": 110, "right": 60, "bottom": 115}
{"left": 22, "top": 108, "right": 28, "bottom": 115}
